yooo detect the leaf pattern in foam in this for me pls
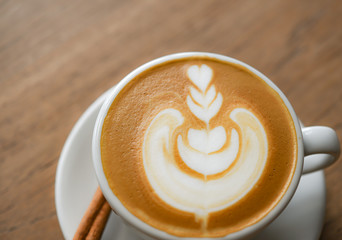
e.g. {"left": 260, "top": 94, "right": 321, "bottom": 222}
{"left": 187, "top": 64, "right": 223, "bottom": 124}
{"left": 190, "top": 85, "right": 216, "bottom": 108}
{"left": 187, "top": 65, "right": 213, "bottom": 92}
{"left": 187, "top": 93, "right": 223, "bottom": 124}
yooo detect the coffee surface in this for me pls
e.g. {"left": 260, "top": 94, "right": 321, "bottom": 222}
{"left": 101, "top": 57, "right": 297, "bottom": 237}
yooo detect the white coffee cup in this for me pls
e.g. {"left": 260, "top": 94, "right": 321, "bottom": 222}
{"left": 92, "top": 52, "right": 340, "bottom": 240}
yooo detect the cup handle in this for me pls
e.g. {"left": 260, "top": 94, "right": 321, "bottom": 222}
{"left": 302, "top": 126, "right": 340, "bottom": 174}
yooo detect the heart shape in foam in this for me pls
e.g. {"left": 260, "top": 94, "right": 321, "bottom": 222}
{"left": 188, "top": 126, "right": 227, "bottom": 154}
{"left": 187, "top": 64, "right": 213, "bottom": 92}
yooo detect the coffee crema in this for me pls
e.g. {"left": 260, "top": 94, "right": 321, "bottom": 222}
{"left": 101, "top": 57, "right": 297, "bottom": 238}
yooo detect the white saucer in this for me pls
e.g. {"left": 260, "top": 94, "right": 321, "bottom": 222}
{"left": 55, "top": 88, "right": 326, "bottom": 240}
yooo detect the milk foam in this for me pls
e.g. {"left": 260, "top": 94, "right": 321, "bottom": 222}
{"left": 186, "top": 65, "right": 222, "bottom": 124}
{"left": 177, "top": 129, "right": 239, "bottom": 175}
{"left": 142, "top": 64, "right": 268, "bottom": 224}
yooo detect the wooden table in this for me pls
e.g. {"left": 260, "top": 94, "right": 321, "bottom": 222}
{"left": 1, "top": 0, "right": 341, "bottom": 239}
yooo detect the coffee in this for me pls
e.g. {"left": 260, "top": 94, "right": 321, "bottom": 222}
{"left": 101, "top": 57, "right": 297, "bottom": 237}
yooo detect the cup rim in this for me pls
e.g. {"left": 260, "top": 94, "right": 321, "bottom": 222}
{"left": 92, "top": 52, "right": 304, "bottom": 240}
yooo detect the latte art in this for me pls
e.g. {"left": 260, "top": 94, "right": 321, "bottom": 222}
{"left": 101, "top": 57, "right": 297, "bottom": 237}
{"left": 143, "top": 65, "right": 268, "bottom": 225}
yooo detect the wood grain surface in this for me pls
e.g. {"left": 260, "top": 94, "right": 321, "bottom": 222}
{"left": 0, "top": 0, "right": 341, "bottom": 239}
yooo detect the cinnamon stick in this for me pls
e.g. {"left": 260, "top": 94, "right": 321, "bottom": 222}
{"left": 85, "top": 201, "right": 111, "bottom": 240}
{"left": 73, "top": 187, "right": 111, "bottom": 240}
